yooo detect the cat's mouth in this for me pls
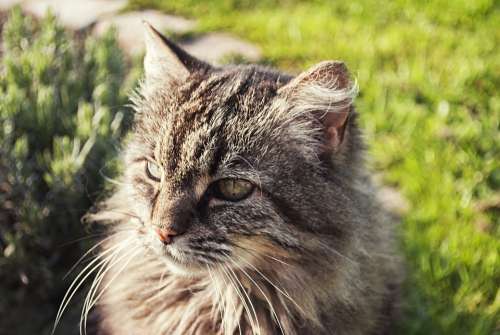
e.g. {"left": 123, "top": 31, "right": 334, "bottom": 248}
{"left": 144, "top": 229, "right": 234, "bottom": 276}
{"left": 151, "top": 241, "right": 209, "bottom": 276}
{"left": 162, "top": 245, "right": 188, "bottom": 264}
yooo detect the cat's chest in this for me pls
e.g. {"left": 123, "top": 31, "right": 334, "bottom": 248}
{"left": 98, "top": 274, "right": 288, "bottom": 335}
{"left": 98, "top": 273, "right": 222, "bottom": 335}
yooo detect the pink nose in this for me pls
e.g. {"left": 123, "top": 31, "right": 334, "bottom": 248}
{"left": 155, "top": 227, "right": 178, "bottom": 244}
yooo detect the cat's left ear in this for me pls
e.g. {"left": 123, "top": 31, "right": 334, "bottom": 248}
{"left": 142, "top": 21, "right": 209, "bottom": 84}
{"left": 279, "top": 61, "right": 358, "bottom": 151}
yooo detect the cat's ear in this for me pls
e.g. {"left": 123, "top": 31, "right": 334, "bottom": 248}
{"left": 280, "top": 61, "right": 357, "bottom": 151}
{"left": 142, "top": 21, "right": 209, "bottom": 84}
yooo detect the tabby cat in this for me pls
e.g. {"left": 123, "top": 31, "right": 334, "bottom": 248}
{"left": 58, "top": 22, "right": 401, "bottom": 335}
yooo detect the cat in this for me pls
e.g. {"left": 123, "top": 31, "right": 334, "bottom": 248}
{"left": 57, "top": 22, "right": 402, "bottom": 335}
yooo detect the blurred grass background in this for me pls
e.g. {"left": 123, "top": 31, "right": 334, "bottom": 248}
{"left": 127, "top": 1, "right": 500, "bottom": 332}
{"left": 1, "top": 0, "right": 499, "bottom": 334}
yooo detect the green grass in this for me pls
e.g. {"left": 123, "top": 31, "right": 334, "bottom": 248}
{"left": 127, "top": 0, "right": 500, "bottom": 333}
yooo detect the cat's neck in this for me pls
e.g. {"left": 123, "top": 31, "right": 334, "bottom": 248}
{"left": 96, "top": 245, "right": 323, "bottom": 335}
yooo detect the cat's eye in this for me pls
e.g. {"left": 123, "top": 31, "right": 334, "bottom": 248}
{"left": 212, "top": 178, "right": 254, "bottom": 202}
{"left": 146, "top": 161, "right": 162, "bottom": 181}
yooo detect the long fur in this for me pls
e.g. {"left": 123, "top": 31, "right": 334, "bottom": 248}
{"left": 55, "top": 32, "right": 402, "bottom": 335}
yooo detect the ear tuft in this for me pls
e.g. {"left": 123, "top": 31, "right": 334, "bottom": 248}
{"left": 280, "top": 61, "right": 358, "bottom": 151}
{"left": 142, "top": 21, "right": 209, "bottom": 84}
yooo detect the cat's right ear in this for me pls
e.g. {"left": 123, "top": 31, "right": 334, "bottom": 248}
{"left": 142, "top": 21, "right": 209, "bottom": 84}
{"left": 279, "top": 61, "right": 358, "bottom": 152}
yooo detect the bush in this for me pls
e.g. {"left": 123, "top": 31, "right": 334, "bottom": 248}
{"left": 0, "top": 8, "right": 129, "bottom": 334}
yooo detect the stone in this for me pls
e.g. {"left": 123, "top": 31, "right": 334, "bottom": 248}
{"left": 182, "top": 33, "right": 261, "bottom": 64}
{"left": 93, "top": 11, "right": 261, "bottom": 64}
{"left": 93, "top": 10, "right": 196, "bottom": 55}
{"left": 22, "top": 0, "right": 126, "bottom": 30}
{"left": 0, "top": 0, "right": 24, "bottom": 11}
{"left": 377, "top": 186, "right": 409, "bottom": 217}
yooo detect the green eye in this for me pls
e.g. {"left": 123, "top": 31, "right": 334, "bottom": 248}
{"left": 213, "top": 178, "right": 254, "bottom": 202}
{"left": 146, "top": 161, "right": 162, "bottom": 181}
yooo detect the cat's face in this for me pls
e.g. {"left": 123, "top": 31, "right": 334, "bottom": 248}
{"left": 119, "top": 24, "right": 358, "bottom": 276}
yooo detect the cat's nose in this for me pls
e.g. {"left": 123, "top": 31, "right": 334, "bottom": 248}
{"left": 155, "top": 227, "right": 178, "bottom": 244}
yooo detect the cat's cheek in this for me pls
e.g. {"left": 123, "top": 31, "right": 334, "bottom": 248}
{"left": 230, "top": 235, "right": 292, "bottom": 270}
{"left": 135, "top": 202, "right": 152, "bottom": 226}
{"left": 126, "top": 188, "right": 154, "bottom": 226}
{"left": 143, "top": 232, "right": 207, "bottom": 277}
{"left": 132, "top": 175, "right": 157, "bottom": 200}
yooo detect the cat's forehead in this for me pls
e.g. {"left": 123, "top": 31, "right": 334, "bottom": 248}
{"left": 149, "top": 66, "right": 289, "bottom": 184}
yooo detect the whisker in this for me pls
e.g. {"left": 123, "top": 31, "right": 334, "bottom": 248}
{"left": 58, "top": 233, "right": 110, "bottom": 248}
{"left": 206, "top": 265, "right": 226, "bottom": 332}
{"left": 234, "top": 253, "right": 306, "bottom": 317}
{"left": 63, "top": 232, "right": 132, "bottom": 280}
{"left": 220, "top": 264, "right": 259, "bottom": 335}
{"left": 52, "top": 239, "right": 132, "bottom": 333}
{"left": 81, "top": 245, "right": 142, "bottom": 335}
{"left": 98, "top": 171, "right": 132, "bottom": 187}
{"left": 226, "top": 255, "right": 285, "bottom": 335}
{"left": 260, "top": 254, "right": 292, "bottom": 267}
{"left": 156, "top": 267, "right": 169, "bottom": 292}
{"left": 55, "top": 252, "right": 112, "bottom": 333}
{"left": 101, "top": 209, "right": 143, "bottom": 222}
{"left": 80, "top": 248, "right": 124, "bottom": 335}
{"left": 91, "top": 245, "right": 142, "bottom": 305}
{"left": 226, "top": 265, "right": 261, "bottom": 335}
{"left": 236, "top": 244, "right": 293, "bottom": 268}
{"left": 325, "top": 245, "right": 357, "bottom": 266}
{"left": 81, "top": 243, "right": 136, "bottom": 334}
{"left": 215, "top": 265, "right": 243, "bottom": 335}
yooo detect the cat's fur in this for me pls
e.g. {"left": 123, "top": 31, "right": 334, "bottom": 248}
{"left": 80, "top": 23, "right": 402, "bottom": 335}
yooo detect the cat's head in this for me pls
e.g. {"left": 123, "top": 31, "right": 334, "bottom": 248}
{"left": 104, "top": 23, "right": 360, "bottom": 276}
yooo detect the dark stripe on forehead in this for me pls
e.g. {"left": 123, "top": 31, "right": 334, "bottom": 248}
{"left": 164, "top": 69, "right": 257, "bottom": 179}
{"left": 208, "top": 132, "right": 228, "bottom": 176}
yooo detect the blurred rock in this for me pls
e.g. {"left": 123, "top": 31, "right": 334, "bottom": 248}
{"left": 0, "top": 0, "right": 23, "bottom": 10}
{"left": 377, "top": 186, "right": 409, "bottom": 217}
{"left": 94, "top": 12, "right": 261, "bottom": 64}
{"left": 22, "top": 0, "right": 126, "bottom": 30}
{"left": 93, "top": 10, "right": 196, "bottom": 55}
{"left": 0, "top": 1, "right": 261, "bottom": 65}
{"left": 182, "top": 33, "right": 262, "bottom": 64}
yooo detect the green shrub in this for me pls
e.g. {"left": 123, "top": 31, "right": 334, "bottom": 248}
{"left": 0, "top": 8, "right": 129, "bottom": 333}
